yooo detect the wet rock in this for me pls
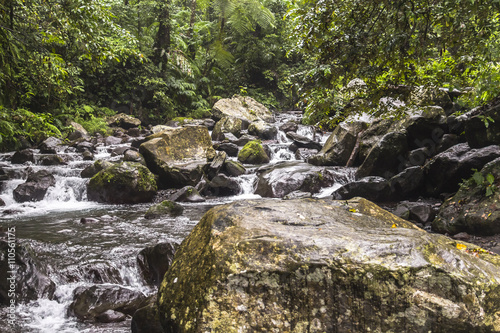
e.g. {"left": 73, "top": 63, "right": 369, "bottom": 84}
{"left": 283, "top": 190, "right": 312, "bottom": 200}
{"left": 11, "top": 149, "right": 35, "bottom": 164}
{"left": 140, "top": 126, "right": 215, "bottom": 188}
{"left": 0, "top": 198, "right": 5, "bottom": 206}
{"left": 87, "top": 162, "right": 157, "bottom": 204}
{"left": 207, "top": 151, "right": 226, "bottom": 180}
{"left": 424, "top": 143, "right": 500, "bottom": 197}
{"left": 356, "top": 131, "right": 408, "bottom": 179}
{"left": 437, "top": 134, "right": 460, "bottom": 154}
{"left": 13, "top": 170, "right": 56, "bottom": 202}
{"left": 332, "top": 176, "right": 391, "bottom": 202}
{"left": 248, "top": 120, "right": 277, "bottom": 140}
{"left": 453, "top": 232, "right": 471, "bottom": 241}
{"left": 388, "top": 166, "right": 424, "bottom": 200}
{"left": 212, "top": 95, "right": 273, "bottom": 123}
{"left": 358, "top": 118, "right": 393, "bottom": 162}
{"left": 131, "top": 303, "right": 164, "bottom": 333}
{"left": 80, "top": 217, "right": 100, "bottom": 224}
{"left": 130, "top": 136, "right": 148, "bottom": 149}
{"left": 400, "top": 106, "right": 447, "bottom": 150}
{"left": 167, "top": 186, "right": 205, "bottom": 203}
{"left": 75, "top": 141, "right": 96, "bottom": 153}
{"left": 295, "top": 148, "right": 318, "bottom": 161}
{"left": 214, "top": 142, "right": 239, "bottom": 157}
{"left": 308, "top": 121, "right": 367, "bottom": 166}
{"left": 279, "top": 121, "right": 298, "bottom": 133}
{"left": 96, "top": 309, "right": 126, "bottom": 323}
{"left": 69, "top": 285, "right": 147, "bottom": 322}
{"left": 82, "top": 150, "right": 94, "bottom": 161}
{"left": 207, "top": 174, "right": 241, "bottom": 196}
{"left": 137, "top": 242, "right": 177, "bottom": 286}
{"left": 124, "top": 149, "right": 146, "bottom": 165}
{"left": 39, "top": 155, "right": 66, "bottom": 166}
{"left": 394, "top": 201, "right": 436, "bottom": 224}
{"left": 81, "top": 160, "right": 113, "bottom": 178}
{"left": 126, "top": 127, "right": 142, "bottom": 137}
{"left": 202, "top": 118, "right": 216, "bottom": 130}
{"left": 0, "top": 241, "right": 56, "bottom": 305}
{"left": 433, "top": 157, "right": 500, "bottom": 236}
{"left": 104, "top": 136, "right": 123, "bottom": 146}
{"left": 211, "top": 117, "right": 243, "bottom": 141}
{"left": 111, "top": 146, "right": 128, "bottom": 156}
{"left": 285, "top": 132, "right": 322, "bottom": 150}
{"left": 237, "top": 140, "right": 270, "bottom": 165}
{"left": 234, "top": 134, "right": 258, "bottom": 146}
{"left": 39, "top": 136, "right": 64, "bottom": 154}
{"left": 157, "top": 198, "right": 500, "bottom": 332}
{"left": 224, "top": 160, "right": 246, "bottom": 177}
{"left": 68, "top": 122, "right": 89, "bottom": 140}
{"left": 145, "top": 200, "right": 184, "bottom": 219}
{"left": 255, "top": 161, "right": 347, "bottom": 198}
{"left": 447, "top": 113, "right": 468, "bottom": 135}
{"left": 107, "top": 113, "right": 141, "bottom": 129}
{"left": 465, "top": 97, "right": 500, "bottom": 148}
{"left": 406, "top": 147, "right": 431, "bottom": 167}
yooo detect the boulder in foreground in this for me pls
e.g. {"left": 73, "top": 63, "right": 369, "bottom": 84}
{"left": 158, "top": 198, "right": 500, "bottom": 332}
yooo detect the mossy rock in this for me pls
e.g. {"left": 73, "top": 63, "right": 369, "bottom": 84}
{"left": 158, "top": 198, "right": 500, "bottom": 332}
{"left": 237, "top": 140, "right": 269, "bottom": 165}
{"left": 145, "top": 200, "right": 184, "bottom": 219}
{"left": 87, "top": 162, "right": 157, "bottom": 204}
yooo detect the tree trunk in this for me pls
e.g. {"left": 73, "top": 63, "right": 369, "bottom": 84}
{"left": 186, "top": 0, "right": 197, "bottom": 59}
{"left": 153, "top": 0, "right": 171, "bottom": 66}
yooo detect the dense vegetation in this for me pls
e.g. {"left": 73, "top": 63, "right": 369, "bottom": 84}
{"left": 0, "top": 0, "right": 499, "bottom": 150}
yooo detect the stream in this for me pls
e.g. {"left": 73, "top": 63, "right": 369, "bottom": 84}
{"left": 0, "top": 111, "right": 350, "bottom": 333}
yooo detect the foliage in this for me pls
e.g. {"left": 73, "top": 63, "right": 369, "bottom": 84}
{"left": 287, "top": 0, "right": 500, "bottom": 124}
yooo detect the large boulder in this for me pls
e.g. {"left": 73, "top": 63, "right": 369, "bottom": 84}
{"left": 107, "top": 113, "right": 141, "bottom": 129}
{"left": 286, "top": 132, "right": 322, "bottom": 151}
{"left": 248, "top": 120, "right": 277, "bottom": 140}
{"left": 466, "top": 97, "right": 500, "bottom": 148}
{"left": 13, "top": 170, "right": 56, "bottom": 202}
{"left": 69, "top": 285, "right": 147, "bottom": 322}
{"left": 144, "top": 200, "right": 184, "bottom": 219}
{"left": 211, "top": 117, "right": 243, "bottom": 141}
{"left": 237, "top": 140, "right": 269, "bottom": 165}
{"left": 212, "top": 95, "right": 273, "bottom": 123}
{"left": 87, "top": 162, "right": 157, "bottom": 204}
{"left": 39, "top": 136, "right": 64, "bottom": 154}
{"left": 356, "top": 131, "right": 408, "bottom": 179}
{"left": 139, "top": 126, "right": 216, "bottom": 188}
{"left": 332, "top": 176, "right": 391, "bottom": 202}
{"left": 424, "top": 143, "right": 500, "bottom": 196}
{"left": 11, "top": 149, "right": 35, "bottom": 164}
{"left": 0, "top": 241, "right": 56, "bottom": 305}
{"left": 255, "top": 161, "right": 351, "bottom": 198}
{"left": 398, "top": 106, "right": 447, "bottom": 150}
{"left": 157, "top": 198, "right": 500, "bottom": 332}
{"left": 308, "top": 121, "right": 367, "bottom": 166}
{"left": 433, "top": 157, "right": 500, "bottom": 236}
{"left": 137, "top": 242, "right": 177, "bottom": 286}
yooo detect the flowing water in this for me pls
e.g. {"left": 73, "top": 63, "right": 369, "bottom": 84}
{"left": 0, "top": 111, "right": 347, "bottom": 333}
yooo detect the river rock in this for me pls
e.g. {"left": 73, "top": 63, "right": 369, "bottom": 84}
{"left": 68, "top": 121, "right": 90, "bottom": 140}
{"left": 211, "top": 117, "right": 243, "bottom": 141}
{"left": 137, "top": 242, "right": 177, "bottom": 286}
{"left": 207, "top": 174, "right": 241, "bottom": 196}
{"left": 167, "top": 186, "right": 205, "bottom": 203}
{"left": 13, "top": 170, "right": 56, "bottom": 202}
{"left": 212, "top": 95, "right": 273, "bottom": 123}
{"left": 308, "top": 121, "right": 367, "bottom": 166}
{"left": 69, "top": 285, "right": 147, "bottom": 322}
{"left": 39, "top": 136, "right": 64, "bottom": 154}
{"left": 295, "top": 148, "right": 318, "bottom": 160}
{"left": 0, "top": 241, "right": 56, "bottom": 305}
{"left": 11, "top": 149, "right": 35, "bottom": 164}
{"left": 207, "top": 151, "right": 226, "bottom": 180}
{"left": 81, "top": 159, "right": 113, "bottom": 178}
{"left": 285, "top": 131, "right": 322, "bottom": 151}
{"left": 424, "top": 143, "right": 500, "bottom": 197}
{"left": 279, "top": 121, "right": 298, "bottom": 133}
{"left": 87, "top": 162, "right": 157, "bottom": 204}
{"left": 388, "top": 166, "right": 424, "bottom": 200}
{"left": 358, "top": 118, "right": 393, "bottom": 162}
{"left": 332, "top": 176, "right": 391, "bottom": 202}
{"left": 140, "top": 126, "right": 215, "bottom": 188}
{"left": 39, "top": 154, "right": 66, "bottom": 166}
{"left": 399, "top": 106, "right": 447, "bottom": 150}
{"left": 248, "top": 120, "right": 277, "bottom": 140}
{"left": 107, "top": 113, "right": 141, "bottom": 129}
{"left": 131, "top": 303, "right": 164, "bottom": 333}
{"left": 124, "top": 149, "right": 146, "bottom": 165}
{"left": 234, "top": 134, "right": 258, "bottom": 146}
{"left": 82, "top": 150, "right": 94, "bottom": 161}
{"left": 104, "top": 135, "right": 123, "bottom": 146}
{"left": 237, "top": 140, "right": 269, "bottom": 164}
{"left": 433, "top": 157, "right": 500, "bottom": 236}
{"left": 157, "top": 198, "right": 500, "bottom": 332}
{"left": 214, "top": 142, "right": 239, "bottom": 157}
{"left": 223, "top": 160, "right": 246, "bottom": 177}
{"left": 356, "top": 131, "right": 408, "bottom": 179}
{"left": 393, "top": 201, "right": 436, "bottom": 225}
{"left": 466, "top": 97, "right": 500, "bottom": 148}
{"left": 255, "top": 161, "right": 349, "bottom": 198}
{"left": 145, "top": 200, "right": 184, "bottom": 219}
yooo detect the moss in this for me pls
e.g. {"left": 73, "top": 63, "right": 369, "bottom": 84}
{"left": 172, "top": 117, "right": 194, "bottom": 125}
{"left": 237, "top": 140, "right": 269, "bottom": 164}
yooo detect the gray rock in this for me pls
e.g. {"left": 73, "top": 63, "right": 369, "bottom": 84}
{"left": 137, "top": 242, "right": 177, "bottom": 286}
{"left": 224, "top": 160, "right": 246, "bottom": 177}
{"left": 212, "top": 95, "right": 273, "bottom": 123}
{"left": 13, "top": 170, "right": 56, "bottom": 202}
{"left": 215, "top": 142, "right": 239, "bottom": 157}
{"left": 11, "top": 149, "right": 34, "bottom": 164}
{"left": 145, "top": 200, "right": 184, "bottom": 219}
{"left": 332, "top": 176, "right": 390, "bottom": 202}
{"left": 39, "top": 137, "right": 64, "bottom": 154}
{"left": 207, "top": 174, "right": 241, "bottom": 196}
{"left": 168, "top": 186, "right": 205, "bottom": 203}
{"left": 107, "top": 113, "right": 141, "bottom": 129}
{"left": 286, "top": 132, "right": 322, "bottom": 151}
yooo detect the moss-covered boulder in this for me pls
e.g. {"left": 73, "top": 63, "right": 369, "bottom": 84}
{"left": 107, "top": 113, "right": 141, "bottom": 129}
{"left": 139, "top": 126, "right": 216, "bottom": 188}
{"left": 145, "top": 200, "right": 184, "bottom": 219}
{"left": 237, "top": 140, "right": 269, "bottom": 164}
{"left": 433, "top": 157, "right": 500, "bottom": 236}
{"left": 87, "top": 162, "right": 157, "bottom": 204}
{"left": 211, "top": 117, "right": 243, "bottom": 141}
{"left": 158, "top": 198, "right": 500, "bottom": 332}
{"left": 212, "top": 95, "right": 273, "bottom": 123}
